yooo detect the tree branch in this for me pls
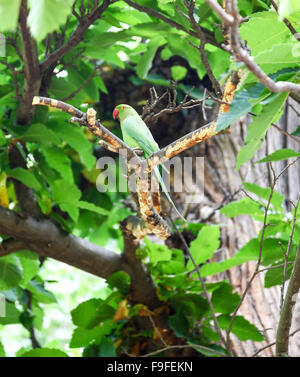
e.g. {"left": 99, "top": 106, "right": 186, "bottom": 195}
{"left": 124, "top": 0, "right": 221, "bottom": 49}
{"left": 276, "top": 241, "right": 300, "bottom": 356}
{"left": 17, "top": 0, "right": 41, "bottom": 124}
{"left": 40, "top": 0, "right": 111, "bottom": 72}
{"left": 0, "top": 206, "right": 123, "bottom": 279}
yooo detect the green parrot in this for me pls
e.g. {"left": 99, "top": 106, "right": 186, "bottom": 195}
{"left": 112, "top": 104, "right": 185, "bottom": 220}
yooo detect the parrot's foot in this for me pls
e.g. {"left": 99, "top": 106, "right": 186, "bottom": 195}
{"left": 131, "top": 147, "right": 144, "bottom": 157}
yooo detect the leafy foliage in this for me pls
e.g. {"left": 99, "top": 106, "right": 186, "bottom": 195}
{"left": 0, "top": 0, "right": 299, "bottom": 358}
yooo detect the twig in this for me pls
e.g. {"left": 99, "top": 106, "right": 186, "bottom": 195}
{"left": 124, "top": 0, "right": 220, "bottom": 48}
{"left": 183, "top": 0, "right": 222, "bottom": 98}
{"left": 61, "top": 71, "right": 96, "bottom": 101}
{"left": 142, "top": 343, "right": 226, "bottom": 357}
{"left": 249, "top": 112, "right": 300, "bottom": 145}
{"left": 252, "top": 327, "right": 300, "bottom": 357}
{"left": 225, "top": 159, "right": 299, "bottom": 356}
{"left": 269, "top": 0, "right": 300, "bottom": 41}
{"left": 0, "top": 60, "right": 21, "bottom": 99}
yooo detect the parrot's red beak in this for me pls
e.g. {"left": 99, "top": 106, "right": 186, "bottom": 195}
{"left": 113, "top": 109, "right": 119, "bottom": 120}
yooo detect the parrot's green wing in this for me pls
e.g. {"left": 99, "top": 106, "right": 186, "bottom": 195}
{"left": 123, "top": 116, "right": 159, "bottom": 156}
{"left": 122, "top": 115, "right": 186, "bottom": 221}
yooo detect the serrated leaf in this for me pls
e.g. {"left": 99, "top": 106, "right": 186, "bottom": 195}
{"left": 257, "top": 148, "right": 300, "bottom": 163}
{"left": 218, "top": 315, "right": 264, "bottom": 341}
{"left": 187, "top": 226, "right": 220, "bottom": 271}
{"left": 236, "top": 92, "right": 289, "bottom": 169}
{"left": 27, "top": 0, "right": 73, "bottom": 41}
{"left": 20, "top": 348, "right": 69, "bottom": 357}
{"left": 9, "top": 168, "right": 41, "bottom": 191}
{"left": 200, "top": 238, "right": 260, "bottom": 277}
{"left": 264, "top": 262, "right": 293, "bottom": 288}
{"left": 211, "top": 282, "right": 240, "bottom": 314}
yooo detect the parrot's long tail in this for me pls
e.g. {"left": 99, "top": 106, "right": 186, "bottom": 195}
{"left": 153, "top": 166, "right": 186, "bottom": 222}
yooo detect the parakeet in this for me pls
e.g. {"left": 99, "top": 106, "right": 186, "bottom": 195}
{"left": 112, "top": 104, "right": 185, "bottom": 220}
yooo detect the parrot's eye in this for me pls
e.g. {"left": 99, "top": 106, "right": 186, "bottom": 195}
{"left": 121, "top": 106, "right": 125, "bottom": 110}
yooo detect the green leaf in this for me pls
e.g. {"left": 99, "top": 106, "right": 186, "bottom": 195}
{"left": 77, "top": 201, "right": 109, "bottom": 216}
{"left": 170, "top": 293, "right": 209, "bottom": 320}
{"left": 211, "top": 282, "right": 240, "bottom": 314}
{"left": 220, "top": 198, "right": 263, "bottom": 218}
{"left": 48, "top": 122, "right": 96, "bottom": 170}
{"left": 9, "top": 168, "right": 42, "bottom": 191}
{"left": 17, "top": 250, "right": 40, "bottom": 286}
{"left": 27, "top": 279, "right": 57, "bottom": 304}
{"left": 218, "top": 315, "right": 264, "bottom": 341}
{"left": 0, "top": 255, "right": 23, "bottom": 290}
{"left": 0, "top": 0, "right": 21, "bottom": 32}
{"left": 216, "top": 82, "right": 266, "bottom": 132}
{"left": 21, "top": 123, "right": 60, "bottom": 145}
{"left": 236, "top": 92, "right": 289, "bottom": 169}
{"left": 264, "top": 262, "right": 293, "bottom": 288}
{"left": 70, "top": 319, "right": 115, "bottom": 348}
{"left": 169, "top": 309, "right": 190, "bottom": 338}
{"left": 20, "top": 348, "right": 69, "bottom": 357}
{"left": 145, "top": 238, "right": 172, "bottom": 263}
{"left": 27, "top": 0, "right": 73, "bottom": 41}
{"left": 187, "top": 225, "right": 220, "bottom": 271}
{"left": 254, "top": 43, "right": 300, "bottom": 76}
{"left": 200, "top": 238, "right": 260, "bottom": 277}
{"left": 136, "top": 37, "right": 165, "bottom": 79}
{"left": 106, "top": 271, "right": 131, "bottom": 295}
{"left": 171, "top": 65, "right": 188, "bottom": 81}
{"left": 71, "top": 299, "right": 115, "bottom": 329}
{"left": 51, "top": 179, "right": 81, "bottom": 221}
{"left": 242, "top": 182, "right": 284, "bottom": 211}
{"left": 41, "top": 146, "right": 73, "bottom": 182}
{"left": 257, "top": 148, "right": 300, "bottom": 163}
{"left": 0, "top": 302, "right": 21, "bottom": 325}
{"left": 0, "top": 342, "right": 5, "bottom": 357}
{"left": 240, "top": 11, "right": 293, "bottom": 56}
{"left": 291, "top": 126, "right": 300, "bottom": 136}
